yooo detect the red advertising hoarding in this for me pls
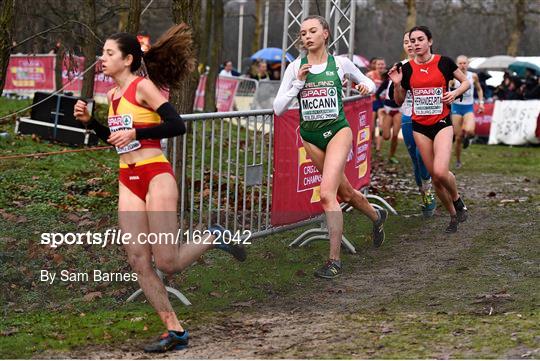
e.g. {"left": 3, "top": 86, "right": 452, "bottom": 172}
{"left": 4, "top": 55, "right": 55, "bottom": 93}
{"left": 271, "top": 96, "right": 373, "bottom": 226}
{"left": 4, "top": 54, "right": 116, "bottom": 98}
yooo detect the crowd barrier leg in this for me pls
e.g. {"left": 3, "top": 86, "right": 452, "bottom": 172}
{"left": 288, "top": 220, "right": 356, "bottom": 254}
{"left": 126, "top": 269, "right": 192, "bottom": 306}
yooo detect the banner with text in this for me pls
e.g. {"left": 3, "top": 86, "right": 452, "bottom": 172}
{"left": 488, "top": 100, "right": 540, "bottom": 145}
{"left": 271, "top": 96, "right": 373, "bottom": 226}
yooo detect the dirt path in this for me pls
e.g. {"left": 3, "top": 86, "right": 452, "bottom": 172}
{"left": 42, "top": 172, "right": 540, "bottom": 359}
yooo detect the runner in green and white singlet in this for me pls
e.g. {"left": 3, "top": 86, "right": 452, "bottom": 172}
{"left": 274, "top": 15, "right": 389, "bottom": 279}
{"left": 298, "top": 54, "right": 350, "bottom": 150}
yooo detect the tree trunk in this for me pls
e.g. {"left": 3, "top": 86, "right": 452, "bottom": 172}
{"left": 0, "top": 0, "right": 15, "bottom": 94}
{"left": 251, "top": 0, "right": 263, "bottom": 54}
{"left": 125, "top": 0, "right": 141, "bottom": 34}
{"left": 170, "top": 0, "right": 201, "bottom": 114}
{"left": 55, "top": 46, "right": 64, "bottom": 91}
{"left": 204, "top": 0, "right": 223, "bottom": 112}
{"left": 506, "top": 0, "right": 526, "bottom": 56}
{"left": 199, "top": 0, "right": 212, "bottom": 70}
{"left": 169, "top": 0, "right": 202, "bottom": 204}
{"left": 401, "top": 0, "right": 416, "bottom": 59}
{"left": 80, "top": 0, "right": 97, "bottom": 99}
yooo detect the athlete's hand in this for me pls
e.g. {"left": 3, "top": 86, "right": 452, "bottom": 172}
{"left": 442, "top": 90, "right": 457, "bottom": 104}
{"left": 388, "top": 65, "right": 402, "bottom": 84}
{"left": 478, "top": 103, "right": 485, "bottom": 113}
{"left": 355, "top": 83, "right": 371, "bottom": 96}
{"left": 74, "top": 100, "right": 91, "bottom": 124}
{"left": 107, "top": 129, "right": 136, "bottom": 148}
{"left": 297, "top": 64, "right": 312, "bottom": 81}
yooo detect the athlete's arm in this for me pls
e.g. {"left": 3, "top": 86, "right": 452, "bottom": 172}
{"left": 339, "top": 57, "right": 376, "bottom": 94}
{"left": 388, "top": 64, "right": 406, "bottom": 105}
{"left": 273, "top": 60, "right": 304, "bottom": 115}
{"left": 73, "top": 91, "right": 112, "bottom": 144}
{"left": 473, "top": 73, "right": 485, "bottom": 112}
{"left": 443, "top": 69, "right": 470, "bottom": 104}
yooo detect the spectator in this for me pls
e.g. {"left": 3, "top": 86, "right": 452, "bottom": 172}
{"left": 219, "top": 60, "right": 240, "bottom": 76}
{"left": 250, "top": 60, "right": 270, "bottom": 81}
{"left": 503, "top": 77, "right": 524, "bottom": 100}
{"left": 523, "top": 68, "right": 540, "bottom": 99}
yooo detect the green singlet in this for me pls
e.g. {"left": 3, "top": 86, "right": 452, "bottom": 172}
{"left": 298, "top": 54, "right": 349, "bottom": 150}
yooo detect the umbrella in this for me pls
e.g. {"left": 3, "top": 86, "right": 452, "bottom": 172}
{"left": 477, "top": 55, "right": 516, "bottom": 70}
{"left": 337, "top": 54, "right": 370, "bottom": 68}
{"left": 250, "top": 47, "right": 295, "bottom": 63}
{"left": 508, "top": 61, "right": 540, "bottom": 77}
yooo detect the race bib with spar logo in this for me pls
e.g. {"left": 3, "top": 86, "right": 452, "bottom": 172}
{"left": 413, "top": 87, "right": 443, "bottom": 116}
{"left": 108, "top": 114, "right": 141, "bottom": 154}
{"left": 300, "top": 87, "right": 339, "bottom": 121}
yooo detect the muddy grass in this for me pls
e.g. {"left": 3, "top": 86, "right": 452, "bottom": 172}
{"left": 32, "top": 146, "right": 540, "bottom": 360}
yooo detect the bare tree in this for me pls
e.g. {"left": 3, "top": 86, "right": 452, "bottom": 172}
{"left": 200, "top": 0, "right": 212, "bottom": 69}
{"left": 170, "top": 0, "right": 201, "bottom": 114}
{"left": 204, "top": 0, "right": 224, "bottom": 112}
{"left": 0, "top": 0, "right": 15, "bottom": 94}
{"left": 401, "top": 0, "right": 416, "bottom": 59}
{"left": 80, "top": 0, "right": 97, "bottom": 99}
{"left": 251, "top": 0, "right": 263, "bottom": 53}
{"left": 507, "top": 0, "right": 526, "bottom": 56}
{"left": 125, "top": 0, "right": 142, "bottom": 34}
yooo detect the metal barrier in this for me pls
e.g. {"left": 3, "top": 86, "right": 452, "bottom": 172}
{"left": 128, "top": 98, "right": 396, "bottom": 304}
{"left": 169, "top": 109, "right": 274, "bottom": 240}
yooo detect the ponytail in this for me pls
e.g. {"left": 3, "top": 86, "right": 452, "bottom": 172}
{"left": 106, "top": 23, "right": 196, "bottom": 90}
{"left": 143, "top": 23, "right": 197, "bottom": 90}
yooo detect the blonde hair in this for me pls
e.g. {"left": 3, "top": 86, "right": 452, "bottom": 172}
{"left": 296, "top": 15, "right": 331, "bottom": 52}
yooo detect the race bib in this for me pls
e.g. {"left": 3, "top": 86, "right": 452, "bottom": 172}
{"left": 413, "top": 87, "right": 443, "bottom": 116}
{"left": 300, "top": 87, "right": 339, "bottom": 121}
{"left": 108, "top": 114, "right": 141, "bottom": 154}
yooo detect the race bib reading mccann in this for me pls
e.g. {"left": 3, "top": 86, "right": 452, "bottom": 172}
{"left": 413, "top": 87, "right": 443, "bottom": 116}
{"left": 300, "top": 87, "right": 339, "bottom": 121}
{"left": 108, "top": 114, "right": 141, "bottom": 154}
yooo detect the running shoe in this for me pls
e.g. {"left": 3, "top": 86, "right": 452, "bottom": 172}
{"left": 421, "top": 188, "right": 437, "bottom": 218}
{"left": 455, "top": 161, "right": 463, "bottom": 169}
{"left": 463, "top": 136, "right": 472, "bottom": 149}
{"left": 314, "top": 259, "right": 342, "bottom": 279}
{"left": 444, "top": 216, "right": 459, "bottom": 233}
{"left": 144, "top": 330, "right": 189, "bottom": 353}
{"left": 389, "top": 156, "right": 399, "bottom": 164}
{"left": 453, "top": 197, "right": 468, "bottom": 223}
{"left": 209, "top": 224, "right": 247, "bottom": 262}
{"left": 372, "top": 208, "right": 388, "bottom": 248}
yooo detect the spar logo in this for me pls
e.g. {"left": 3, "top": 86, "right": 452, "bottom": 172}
{"left": 413, "top": 88, "right": 442, "bottom": 96}
{"left": 301, "top": 88, "right": 328, "bottom": 98}
{"left": 108, "top": 114, "right": 133, "bottom": 128}
{"left": 328, "top": 88, "right": 337, "bottom": 97}
{"left": 122, "top": 114, "right": 132, "bottom": 126}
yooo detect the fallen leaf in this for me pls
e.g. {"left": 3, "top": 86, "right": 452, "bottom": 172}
{"left": 88, "top": 190, "right": 111, "bottom": 197}
{"left": 52, "top": 253, "right": 64, "bottom": 265}
{"left": 83, "top": 291, "right": 102, "bottom": 302}
{"left": 231, "top": 300, "right": 256, "bottom": 308}
{"left": 209, "top": 291, "right": 223, "bottom": 298}
{"left": 66, "top": 214, "right": 81, "bottom": 222}
{"left": 295, "top": 269, "right": 306, "bottom": 277}
{"left": 1, "top": 327, "right": 19, "bottom": 336}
